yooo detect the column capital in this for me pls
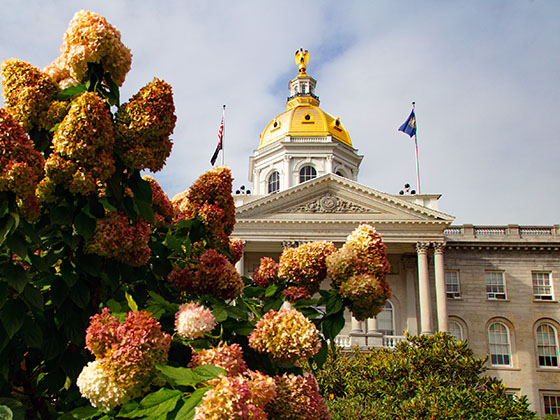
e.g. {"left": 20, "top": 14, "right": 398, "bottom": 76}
{"left": 433, "top": 242, "right": 446, "bottom": 254}
{"left": 416, "top": 242, "right": 431, "bottom": 254}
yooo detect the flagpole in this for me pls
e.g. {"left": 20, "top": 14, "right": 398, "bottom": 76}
{"left": 412, "top": 101, "right": 421, "bottom": 194}
{"left": 221, "top": 105, "right": 226, "bottom": 166}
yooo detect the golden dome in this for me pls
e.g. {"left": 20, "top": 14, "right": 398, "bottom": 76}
{"left": 259, "top": 102, "right": 352, "bottom": 148}
{"left": 258, "top": 49, "right": 352, "bottom": 149}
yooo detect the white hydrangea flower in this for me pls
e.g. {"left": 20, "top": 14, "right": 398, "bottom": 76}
{"left": 175, "top": 302, "right": 216, "bottom": 339}
{"left": 76, "top": 360, "right": 129, "bottom": 410}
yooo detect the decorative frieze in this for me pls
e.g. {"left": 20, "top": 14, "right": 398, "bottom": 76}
{"left": 286, "top": 193, "right": 369, "bottom": 213}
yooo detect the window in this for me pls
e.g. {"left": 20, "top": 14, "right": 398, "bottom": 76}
{"left": 486, "top": 271, "right": 506, "bottom": 299}
{"left": 445, "top": 270, "right": 461, "bottom": 298}
{"left": 377, "top": 301, "right": 394, "bottom": 336}
{"left": 448, "top": 321, "right": 464, "bottom": 341}
{"left": 268, "top": 171, "right": 280, "bottom": 194}
{"left": 536, "top": 324, "right": 559, "bottom": 367}
{"left": 533, "top": 272, "right": 553, "bottom": 300}
{"left": 543, "top": 394, "right": 560, "bottom": 416}
{"left": 299, "top": 165, "right": 317, "bottom": 183}
{"left": 488, "top": 322, "right": 511, "bottom": 366}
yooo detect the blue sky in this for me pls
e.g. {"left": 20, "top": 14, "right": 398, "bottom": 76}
{"left": 1, "top": 1, "right": 558, "bottom": 225}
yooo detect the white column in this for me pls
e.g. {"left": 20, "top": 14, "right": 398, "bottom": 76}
{"left": 283, "top": 155, "right": 292, "bottom": 191}
{"left": 402, "top": 255, "right": 419, "bottom": 335}
{"left": 367, "top": 317, "right": 383, "bottom": 348}
{"left": 416, "top": 242, "right": 433, "bottom": 334}
{"left": 350, "top": 317, "right": 366, "bottom": 347}
{"left": 234, "top": 240, "right": 246, "bottom": 277}
{"left": 433, "top": 242, "right": 448, "bottom": 332}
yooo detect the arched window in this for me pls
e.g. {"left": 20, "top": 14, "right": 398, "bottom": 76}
{"left": 377, "top": 301, "right": 394, "bottom": 336}
{"left": 536, "top": 324, "right": 559, "bottom": 367}
{"left": 488, "top": 322, "right": 512, "bottom": 366}
{"left": 268, "top": 171, "right": 280, "bottom": 194}
{"left": 299, "top": 165, "right": 317, "bottom": 183}
{"left": 448, "top": 321, "right": 464, "bottom": 341}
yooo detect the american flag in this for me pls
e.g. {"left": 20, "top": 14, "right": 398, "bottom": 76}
{"left": 210, "top": 107, "right": 225, "bottom": 165}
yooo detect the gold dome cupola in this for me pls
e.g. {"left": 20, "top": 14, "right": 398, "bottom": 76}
{"left": 249, "top": 49, "right": 363, "bottom": 195}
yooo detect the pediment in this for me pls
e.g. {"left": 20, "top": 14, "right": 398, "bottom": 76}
{"left": 236, "top": 174, "right": 454, "bottom": 225}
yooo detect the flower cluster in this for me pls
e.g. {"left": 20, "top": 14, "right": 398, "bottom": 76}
{"left": 0, "top": 109, "right": 44, "bottom": 220}
{"left": 37, "top": 92, "right": 115, "bottom": 200}
{"left": 46, "top": 10, "right": 132, "bottom": 87}
{"left": 115, "top": 78, "right": 176, "bottom": 171}
{"left": 189, "top": 343, "right": 247, "bottom": 376}
{"left": 143, "top": 175, "right": 174, "bottom": 226}
{"left": 278, "top": 241, "right": 336, "bottom": 294}
{"left": 175, "top": 302, "right": 216, "bottom": 340}
{"left": 79, "top": 309, "right": 171, "bottom": 410}
{"left": 327, "top": 224, "right": 391, "bottom": 320}
{"left": 193, "top": 372, "right": 275, "bottom": 420}
{"left": 167, "top": 248, "right": 243, "bottom": 300}
{"left": 252, "top": 257, "right": 278, "bottom": 288}
{"left": 76, "top": 360, "right": 129, "bottom": 411}
{"left": 85, "top": 211, "right": 151, "bottom": 266}
{"left": 1, "top": 59, "right": 59, "bottom": 132}
{"left": 266, "top": 373, "right": 330, "bottom": 420}
{"left": 282, "top": 286, "right": 311, "bottom": 303}
{"left": 172, "top": 166, "right": 235, "bottom": 247}
{"left": 248, "top": 308, "right": 321, "bottom": 363}
{"left": 228, "top": 238, "right": 244, "bottom": 264}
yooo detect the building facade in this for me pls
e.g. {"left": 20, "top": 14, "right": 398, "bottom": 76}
{"left": 231, "top": 51, "right": 560, "bottom": 417}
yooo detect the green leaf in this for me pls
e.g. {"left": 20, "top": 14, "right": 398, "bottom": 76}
{"left": 119, "top": 388, "right": 181, "bottom": 418}
{"left": 0, "top": 299, "right": 26, "bottom": 338}
{"left": 22, "top": 316, "right": 43, "bottom": 349}
{"left": 125, "top": 292, "right": 138, "bottom": 312}
{"left": 212, "top": 305, "right": 227, "bottom": 323}
{"left": 22, "top": 283, "right": 43, "bottom": 311}
{"left": 243, "top": 286, "right": 265, "bottom": 298}
{"left": 51, "top": 206, "right": 73, "bottom": 225}
{"left": 156, "top": 365, "right": 224, "bottom": 388}
{"left": 322, "top": 310, "right": 346, "bottom": 341}
{"left": 175, "top": 387, "right": 211, "bottom": 420}
{"left": 0, "top": 405, "right": 13, "bottom": 420}
{"left": 74, "top": 211, "right": 96, "bottom": 241}
{"left": 0, "top": 216, "right": 14, "bottom": 247}
{"left": 69, "top": 284, "right": 90, "bottom": 309}
{"left": 135, "top": 200, "right": 154, "bottom": 224}
{"left": 5, "top": 233, "right": 28, "bottom": 259}
{"left": 264, "top": 283, "right": 279, "bottom": 297}
{"left": 325, "top": 290, "right": 344, "bottom": 315}
{"left": 131, "top": 177, "right": 153, "bottom": 203}
{"left": 262, "top": 295, "right": 284, "bottom": 313}
{"left": 312, "top": 339, "right": 329, "bottom": 368}
{"left": 2, "top": 263, "right": 29, "bottom": 294}
{"left": 68, "top": 405, "right": 103, "bottom": 419}
{"left": 163, "top": 231, "right": 182, "bottom": 254}
{"left": 56, "top": 84, "right": 87, "bottom": 100}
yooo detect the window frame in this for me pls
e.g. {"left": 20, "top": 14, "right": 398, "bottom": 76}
{"left": 299, "top": 165, "right": 317, "bottom": 184}
{"left": 536, "top": 323, "right": 559, "bottom": 368}
{"left": 532, "top": 271, "right": 554, "bottom": 301}
{"left": 267, "top": 171, "right": 280, "bottom": 194}
{"left": 448, "top": 320, "right": 464, "bottom": 341}
{"left": 485, "top": 271, "right": 507, "bottom": 300}
{"left": 542, "top": 393, "right": 560, "bottom": 417}
{"left": 445, "top": 270, "right": 461, "bottom": 299}
{"left": 377, "top": 300, "right": 394, "bottom": 336}
{"left": 488, "top": 322, "right": 512, "bottom": 367}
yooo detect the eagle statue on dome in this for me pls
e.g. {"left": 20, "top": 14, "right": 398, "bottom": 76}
{"left": 295, "top": 48, "right": 309, "bottom": 75}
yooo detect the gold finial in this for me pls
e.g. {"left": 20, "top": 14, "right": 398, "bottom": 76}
{"left": 295, "top": 48, "right": 309, "bottom": 75}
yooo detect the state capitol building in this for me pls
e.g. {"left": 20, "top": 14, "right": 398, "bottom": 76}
{"left": 230, "top": 51, "right": 560, "bottom": 418}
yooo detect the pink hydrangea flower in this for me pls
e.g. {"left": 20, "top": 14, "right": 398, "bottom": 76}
{"left": 115, "top": 78, "right": 176, "bottom": 172}
{"left": 228, "top": 238, "right": 244, "bottom": 264}
{"left": 0, "top": 109, "right": 44, "bottom": 220}
{"left": 46, "top": 10, "right": 132, "bottom": 87}
{"left": 143, "top": 175, "right": 174, "bottom": 226}
{"left": 252, "top": 257, "right": 278, "bottom": 288}
{"left": 189, "top": 343, "right": 247, "bottom": 376}
{"left": 193, "top": 371, "right": 275, "bottom": 420}
{"left": 278, "top": 241, "right": 336, "bottom": 294}
{"left": 267, "top": 373, "right": 330, "bottom": 420}
{"left": 248, "top": 308, "right": 321, "bottom": 363}
{"left": 175, "top": 302, "right": 216, "bottom": 340}
{"left": 85, "top": 211, "right": 151, "bottom": 266}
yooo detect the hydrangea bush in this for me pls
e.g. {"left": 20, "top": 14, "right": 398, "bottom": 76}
{"left": 0, "top": 10, "right": 390, "bottom": 420}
